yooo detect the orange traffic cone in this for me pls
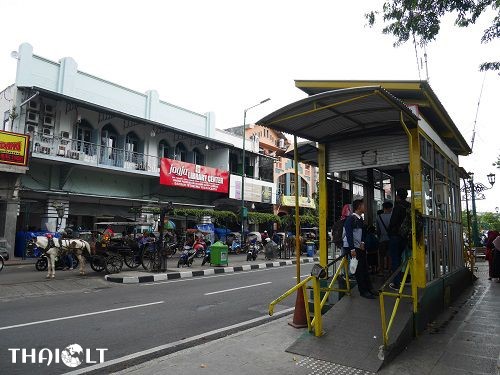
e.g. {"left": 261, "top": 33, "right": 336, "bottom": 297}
{"left": 288, "top": 288, "right": 308, "bottom": 328}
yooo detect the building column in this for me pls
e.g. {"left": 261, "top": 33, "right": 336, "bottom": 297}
{"left": 41, "top": 198, "right": 69, "bottom": 232}
{"left": 0, "top": 199, "right": 20, "bottom": 259}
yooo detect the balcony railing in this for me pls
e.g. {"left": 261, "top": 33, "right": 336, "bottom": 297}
{"left": 30, "top": 132, "right": 160, "bottom": 174}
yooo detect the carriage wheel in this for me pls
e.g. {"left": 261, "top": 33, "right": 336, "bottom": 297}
{"left": 90, "top": 256, "right": 105, "bottom": 272}
{"left": 124, "top": 251, "right": 141, "bottom": 269}
{"left": 36, "top": 257, "right": 48, "bottom": 271}
{"left": 141, "top": 244, "right": 157, "bottom": 271}
{"left": 105, "top": 255, "right": 123, "bottom": 274}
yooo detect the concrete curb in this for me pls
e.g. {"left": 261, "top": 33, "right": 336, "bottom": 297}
{"left": 105, "top": 257, "right": 319, "bottom": 284}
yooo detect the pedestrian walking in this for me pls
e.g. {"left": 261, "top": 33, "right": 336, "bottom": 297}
{"left": 486, "top": 230, "right": 500, "bottom": 281}
{"left": 343, "top": 199, "right": 378, "bottom": 299}
{"left": 489, "top": 232, "right": 500, "bottom": 282}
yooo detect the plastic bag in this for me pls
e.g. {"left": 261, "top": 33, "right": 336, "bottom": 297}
{"left": 349, "top": 257, "right": 358, "bottom": 274}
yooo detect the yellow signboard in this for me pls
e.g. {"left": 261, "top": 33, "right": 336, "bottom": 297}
{"left": 281, "top": 195, "right": 316, "bottom": 209}
{"left": 0, "top": 130, "right": 29, "bottom": 166}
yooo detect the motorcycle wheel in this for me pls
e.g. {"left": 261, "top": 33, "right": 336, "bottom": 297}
{"left": 36, "top": 258, "right": 48, "bottom": 271}
{"left": 0, "top": 256, "right": 4, "bottom": 272}
{"left": 188, "top": 258, "right": 194, "bottom": 267}
{"left": 177, "top": 259, "right": 182, "bottom": 268}
{"left": 105, "top": 255, "right": 123, "bottom": 274}
{"left": 246, "top": 253, "right": 252, "bottom": 261}
{"left": 90, "top": 256, "right": 105, "bottom": 272}
{"left": 252, "top": 254, "right": 257, "bottom": 261}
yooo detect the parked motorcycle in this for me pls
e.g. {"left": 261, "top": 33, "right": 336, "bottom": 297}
{"left": 230, "top": 239, "right": 242, "bottom": 254}
{"left": 177, "top": 236, "right": 207, "bottom": 267}
{"left": 201, "top": 247, "right": 211, "bottom": 266}
{"left": 35, "top": 252, "right": 79, "bottom": 272}
{"left": 246, "top": 240, "right": 259, "bottom": 261}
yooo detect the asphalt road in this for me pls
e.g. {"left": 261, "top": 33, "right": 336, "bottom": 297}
{"left": 0, "top": 262, "right": 313, "bottom": 375}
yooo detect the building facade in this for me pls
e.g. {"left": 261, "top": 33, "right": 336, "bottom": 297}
{"left": 0, "top": 43, "right": 265, "bottom": 258}
{"left": 225, "top": 124, "right": 317, "bottom": 215}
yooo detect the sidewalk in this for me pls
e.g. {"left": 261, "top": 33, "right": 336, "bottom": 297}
{"left": 105, "top": 254, "right": 318, "bottom": 284}
{"left": 109, "top": 263, "right": 499, "bottom": 375}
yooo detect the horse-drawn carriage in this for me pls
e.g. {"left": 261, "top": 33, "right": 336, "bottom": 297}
{"left": 88, "top": 222, "right": 150, "bottom": 274}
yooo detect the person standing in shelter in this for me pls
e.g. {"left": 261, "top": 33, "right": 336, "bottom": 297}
{"left": 388, "top": 188, "right": 410, "bottom": 290}
{"left": 343, "top": 199, "right": 377, "bottom": 299}
{"left": 491, "top": 234, "right": 500, "bottom": 282}
{"left": 377, "top": 201, "right": 393, "bottom": 276}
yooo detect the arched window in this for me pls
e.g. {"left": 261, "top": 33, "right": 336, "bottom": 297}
{"left": 100, "top": 123, "right": 119, "bottom": 165}
{"left": 159, "top": 140, "right": 169, "bottom": 159}
{"left": 75, "top": 119, "right": 93, "bottom": 155}
{"left": 101, "top": 124, "right": 118, "bottom": 149}
{"left": 174, "top": 142, "right": 187, "bottom": 162}
{"left": 278, "top": 174, "right": 286, "bottom": 195}
{"left": 300, "top": 177, "right": 308, "bottom": 197}
{"left": 193, "top": 148, "right": 205, "bottom": 166}
{"left": 125, "top": 131, "right": 139, "bottom": 162}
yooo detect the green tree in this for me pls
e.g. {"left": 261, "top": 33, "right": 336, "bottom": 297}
{"left": 366, "top": 0, "right": 500, "bottom": 73}
{"left": 478, "top": 211, "right": 500, "bottom": 231}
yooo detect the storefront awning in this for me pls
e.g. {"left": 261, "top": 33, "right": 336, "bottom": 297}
{"left": 256, "top": 86, "right": 419, "bottom": 143}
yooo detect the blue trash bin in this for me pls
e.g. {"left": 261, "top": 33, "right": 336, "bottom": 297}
{"left": 306, "top": 241, "right": 315, "bottom": 257}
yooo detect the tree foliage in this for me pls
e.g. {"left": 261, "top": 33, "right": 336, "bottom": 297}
{"left": 462, "top": 210, "right": 500, "bottom": 231}
{"left": 366, "top": 0, "right": 500, "bottom": 72}
{"left": 247, "top": 212, "right": 281, "bottom": 225}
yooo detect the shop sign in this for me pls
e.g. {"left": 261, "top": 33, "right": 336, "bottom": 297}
{"left": 229, "top": 174, "right": 276, "bottom": 204}
{"left": 281, "top": 195, "right": 316, "bottom": 209}
{"left": 160, "top": 158, "right": 229, "bottom": 193}
{"left": 0, "top": 130, "right": 29, "bottom": 166}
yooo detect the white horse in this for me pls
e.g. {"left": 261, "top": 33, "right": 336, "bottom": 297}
{"left": 31, "top": 236, "right": 91, "bottom": 279}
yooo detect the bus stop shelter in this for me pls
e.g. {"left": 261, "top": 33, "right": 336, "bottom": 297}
{"left": 261, "top": 81, "right": 471, "bottom": 371}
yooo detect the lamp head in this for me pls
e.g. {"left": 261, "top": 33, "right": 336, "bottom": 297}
{"left": 260, "top": 98, "right": 271, "bottom": 104}
{"left": 487, "top": 172, "right": 496, "bottom": 186}
{"left": 468, "top": 172, "right": 474, "bottom": 182}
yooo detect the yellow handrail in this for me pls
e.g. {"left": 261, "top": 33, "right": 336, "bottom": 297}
{"left": 310, "top": 257, "right": 351, "bottom": 327}
{"left": 268, "top": 276, "right": 313, "bottom": 317}
{"left": 379, "top": 259, "right": 414, "bottom": 347}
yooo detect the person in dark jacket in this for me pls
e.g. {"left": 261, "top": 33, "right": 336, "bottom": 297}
{"left": 343, "top": 199, "right": 377, "bottom": 299}
{"left": 387, "top": 188, "right": 410, "bottom": 290}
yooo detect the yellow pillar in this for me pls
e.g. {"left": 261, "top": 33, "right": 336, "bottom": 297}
{"left": 318, "top": 143, "right": 327, "bottom": 268}
{"left": 407, "top": 127, "right": 426, "bottom": 290}
{"left": 294, "top": 136, "right": 301, "bottom": 284}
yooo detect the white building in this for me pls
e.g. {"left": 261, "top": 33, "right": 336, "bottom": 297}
{"left": 0, "top": 43, "right": 271, "bottom": 259}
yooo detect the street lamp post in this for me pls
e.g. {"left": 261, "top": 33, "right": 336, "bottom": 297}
{"left": 241, "top": 98, "right": 270, "bottom": 244}
{"left": 466, "top": 172, "right": 496, "bottom": 247}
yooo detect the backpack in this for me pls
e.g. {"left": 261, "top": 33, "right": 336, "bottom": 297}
{"left": 400, "top": 205, "right": 423, "bottom": 245}
{"left": 332, "top": 219, "right": 345, "bottom": 247}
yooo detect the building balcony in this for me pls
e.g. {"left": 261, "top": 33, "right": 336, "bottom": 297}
{"left": 30, "top": 132, "right": 160, "bottom": 175}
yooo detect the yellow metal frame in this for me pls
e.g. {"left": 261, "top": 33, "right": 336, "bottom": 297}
{"left": 268, "top": 258, "right": 352, "bottom": 337}
{"left": 379, "top": 259, "right": 414, "bottom": 347}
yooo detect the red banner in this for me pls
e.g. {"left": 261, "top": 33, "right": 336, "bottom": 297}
{"left": 160, "top": 158, "right": 229, "bottom": 193}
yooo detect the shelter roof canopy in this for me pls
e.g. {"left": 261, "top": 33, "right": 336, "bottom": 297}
{"left": 256, "top": 86, "right": 418, "bottom": 143}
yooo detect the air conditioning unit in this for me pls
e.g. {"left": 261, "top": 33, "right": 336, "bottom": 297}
{"left": 60, "top": 131, "right": 70, "bottom": 139}
{"left": 43, "top": 115, "right": 55, "bottom": 127}
{"left": 42, "top": 127, "right": 53, "bottom": 137}
{"left": 278, "top": 138, "right": 285, "bottom": 149}
{"left": 27, "top": 124, "right": 37, "bottom": 133}
{"left": 26, "top": 111, "right": 39, "bottom": 124}
{"left": 28, "top": 100, "right": 40, "bottom": 111}
{"left": 44, "top": 104, "right": 55, "bottom": 115}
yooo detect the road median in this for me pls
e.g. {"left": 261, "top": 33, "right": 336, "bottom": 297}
{"left": 105, "top": 257, "right": 319, "bottom": 284}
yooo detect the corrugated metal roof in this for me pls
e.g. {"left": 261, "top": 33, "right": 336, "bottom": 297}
{"left": 256, "top": 86, "right": 418, "bottom": 143}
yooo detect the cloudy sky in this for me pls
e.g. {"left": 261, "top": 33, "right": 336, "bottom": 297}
{"left": 1, "top": 0, "right": 498, "bottom": 211}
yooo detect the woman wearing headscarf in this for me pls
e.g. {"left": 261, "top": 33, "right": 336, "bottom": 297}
{"left": 485, "top": 230, "right": 499, "bottom": 280}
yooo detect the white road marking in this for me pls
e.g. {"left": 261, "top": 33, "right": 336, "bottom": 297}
{"left": 292, "top": 274, "right": 311, "bottom": 279}
{"left": 204, "top": 282, "right": 272, "bottom": 296}
{"left": 0, "top": 301, "right": 164, "bottom": 331}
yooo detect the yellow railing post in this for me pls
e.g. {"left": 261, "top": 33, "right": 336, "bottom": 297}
{"left": 312, "top": 277, "right": 322, "bottom": 337}
{"left": 318, "top": 143, "right": 327, "bottom": 269}
{"left": 379, "top": 293, "right": 388, "bottom": 347}
{"left": 302, "top": 284, "right": 312, "bottom": 332}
